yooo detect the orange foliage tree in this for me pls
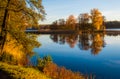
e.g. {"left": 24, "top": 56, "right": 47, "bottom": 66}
{"left": 43, "top": 62, "right": 85, "bottom": 79}
{"left": 66, "top": 15, "right": 77, "bottom": 30}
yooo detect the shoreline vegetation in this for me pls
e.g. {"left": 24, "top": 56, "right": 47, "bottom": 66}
{"left": 0, "top": 55, "right": 86, "bottom": 79}
{"left": 0, "top": 62, "right": 51, "bottom": 79}
{"left": 0, "top": 60, "right": 86, "bottom": 79}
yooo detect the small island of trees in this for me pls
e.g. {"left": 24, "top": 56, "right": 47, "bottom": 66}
{"left": 50, "top": 8, "right": 105, "bottom": 32}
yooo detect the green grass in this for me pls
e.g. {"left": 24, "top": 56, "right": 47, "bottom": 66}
{"left": 0, "top": 62, "right": 51, "bottom": 79}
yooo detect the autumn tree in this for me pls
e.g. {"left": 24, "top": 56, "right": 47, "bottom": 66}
{"left": 78, "top": 13, "right": 90, "bottom": 25}
{"left": 51, "top": 19, "right": 66, "bottom": 30}
{"left": 37, "top": 55, "right": 52, "bottom": 71}
{"left": 66, "top": 15, "right": 76, "bottom": 30}
{"left": 78, "top": 13, "right": 90, "bottom": 30}
{"left": 0, "top": 0, "right": 45, "bottom": 64}
{"left": 91, "top": 9, "right": 103, "bottom": 30}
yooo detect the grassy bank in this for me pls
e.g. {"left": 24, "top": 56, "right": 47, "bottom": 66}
{"left": 0, "top": 62, "right": 51, "bottom": 79}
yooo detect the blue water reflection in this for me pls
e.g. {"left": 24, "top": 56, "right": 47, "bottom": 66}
{"left": 32, "top": 34, "right": 120, "bottom": 79}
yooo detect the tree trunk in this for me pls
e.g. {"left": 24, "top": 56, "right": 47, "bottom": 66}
{"left": 1, "top": 0, "right": 10, "bottom": 53}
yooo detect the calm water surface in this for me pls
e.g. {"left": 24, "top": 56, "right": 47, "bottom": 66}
{"left": 31, "top": 33, "right": 120, "bottom": 79}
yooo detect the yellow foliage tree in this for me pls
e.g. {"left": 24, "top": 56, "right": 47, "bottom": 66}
{"left": 0, "top": 0, "right": 44, "bottom": 64}
{"left": 91, "top": 9, "right": 103, "bottom": 30}
{"left": 2, "top": 34, "right": 27, "bottom": 65}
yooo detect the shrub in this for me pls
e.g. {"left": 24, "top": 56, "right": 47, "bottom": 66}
{"left": 37, "top": 55, "right": 52, "bottom": 71}
{"left": 43, "top": 62, "right": 85, "bottom": 79}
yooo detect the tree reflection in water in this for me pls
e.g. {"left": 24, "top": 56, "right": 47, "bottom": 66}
{"left": 50, "top": 31, "right": 106, "bottom": 55}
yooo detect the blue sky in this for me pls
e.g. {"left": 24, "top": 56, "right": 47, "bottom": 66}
{"left": 40, "top": 0, "right": 120, "bottom": 24}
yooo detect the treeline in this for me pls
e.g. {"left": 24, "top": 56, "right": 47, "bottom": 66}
{"left": 105, "top": 21, "right": 120, "bottom": 29}
{"left": 39, "top": 21, "right": 120, "bottom": 30}
{"left": 50, "top": 8, "right": 105, "bottom": 31}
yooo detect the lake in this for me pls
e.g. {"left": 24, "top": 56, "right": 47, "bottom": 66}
{"left": 31, "top": 32, "right": 120, "bottom": 79}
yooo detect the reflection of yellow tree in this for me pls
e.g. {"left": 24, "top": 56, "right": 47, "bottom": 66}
{"left": 49, "top": 31, "right": 105, "bottom": 55}
{"left": 66, "top": 34, "right": 78, "bottom": 48}
{"left": 91, "top": 33, "right": 104, "bottom": 55}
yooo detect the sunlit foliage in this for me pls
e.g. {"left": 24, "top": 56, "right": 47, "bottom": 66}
{"left": 0, "top": 0, "right": 45, "bottom": 29}
{"left": 91, "top": 9, "right": 103, "bottom": 30}
{"left": 0, "top": 0, "right": 45, "bottom": 65}
{"left": 0, "top": 33, "right": 40, "bottom": 65}
{"left": 37, "top": 55, "right": 52, "bottom": 70}
{"left": 51, "top": 9, "right": 105, "bottom": 31}
{"left": 43, "top": 62, "right": 85, "bottom": 79}
{"left": 66, "top": 15, "right": 77, "bottom": 30}
{"left": 36, "top": 55, "right": 86, "bottom": 79}
{"left": 0, "top": 62, "right": 51, "bottom": 79}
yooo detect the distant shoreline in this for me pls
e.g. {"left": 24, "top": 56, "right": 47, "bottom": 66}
{"left": 26, "top": 29, "right": 120, "bottom": 34}
{"left": 26, "top": 30, "right": 75, "bottom": 34}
